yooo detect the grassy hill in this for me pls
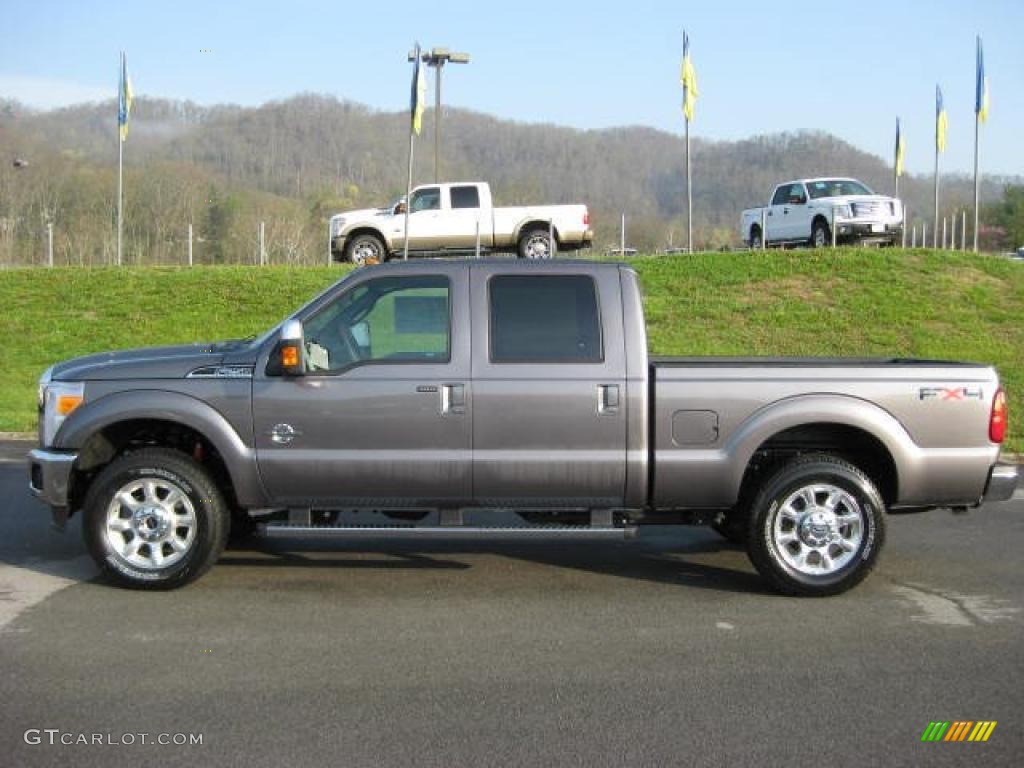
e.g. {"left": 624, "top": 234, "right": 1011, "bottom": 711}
{"left": 2, "top": 248, "right": 1021, "bottom": 451}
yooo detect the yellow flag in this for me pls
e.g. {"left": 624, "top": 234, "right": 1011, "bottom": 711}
{"left": 410, "top": 44, "right": 426, "bottom": 136}
{"left": 895, "top": 118, "right": 905, "bottom": 177}
{"left": 118, "top": 52, "right": 134, "bottom": 142}
{"left": 680, "top": 33, "right": 698, "bottom": 122}
{"left": 935, "top": 85, "right": 947, "bottom": 153}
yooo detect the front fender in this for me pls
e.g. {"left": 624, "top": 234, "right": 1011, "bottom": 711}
{"left": 55, "top": 389, "right": 268, "bottom": 508}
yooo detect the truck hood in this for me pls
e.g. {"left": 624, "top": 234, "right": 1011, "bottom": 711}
{"left": 814, "top": 194, "right": 896, "bottom": 205}
{"left": 50, "top": 341, "right": 247, "bottom": 381}
{"left": 332, "top": 208, "right": 391, "bottom": 227}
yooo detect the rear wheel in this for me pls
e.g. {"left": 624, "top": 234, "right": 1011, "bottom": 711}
{"left": 518, "top": 227, "right": 554, "bottom": 259}
{"left": 746, "top": 454, "right": 885, "bottom": 596}
{"left": 749, "top": 226, "right": 763, "bottom": 249}
{"left": 83, "top": 448, "right": 229, "bottom": 589}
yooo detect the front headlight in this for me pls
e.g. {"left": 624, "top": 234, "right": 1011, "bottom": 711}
{"left": 42, "top": 380, "right": 85, "bottom": 447}
{"left": 331, "top": 218, "right": 346, "bottom": 237}
{"left": 834, "top": 204, "right": 853, "bottom": 219}
{"left": 37, "top": 366, "right": 53, "bottom": 410}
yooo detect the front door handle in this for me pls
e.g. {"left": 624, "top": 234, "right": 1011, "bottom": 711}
{"left": 598, "top": 384, "right": 620, "bottom": 414}
{"left": 441, "top": 384, "right": 466, "bottom": 415}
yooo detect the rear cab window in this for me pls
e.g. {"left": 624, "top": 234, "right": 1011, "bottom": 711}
{"left": 450, "top": 186, "right": 481, "bottom": 209}
{"left": 488, "top": 275, "right": 603, "bottom": 363}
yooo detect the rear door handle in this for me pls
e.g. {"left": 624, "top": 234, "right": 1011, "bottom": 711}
{"left": 441, "top": 383, "right": 466, "bottom": 415}
{"left": 598, "top": 384, "right": 620, "bottom": 414}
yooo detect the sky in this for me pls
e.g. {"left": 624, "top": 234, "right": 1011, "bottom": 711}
{"left": 1, "top": 0, "right": 1022, "bottom": 176}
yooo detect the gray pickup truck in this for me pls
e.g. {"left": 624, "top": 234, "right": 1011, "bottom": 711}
{"left": 29, "top": 261, "right": 1017, "bottom": 595}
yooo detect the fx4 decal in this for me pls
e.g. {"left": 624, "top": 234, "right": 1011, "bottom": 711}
{"left": 919, "top": 387, "right": 984, "bottom": 401}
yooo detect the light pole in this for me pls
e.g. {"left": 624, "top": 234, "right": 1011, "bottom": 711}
{"left": 408, "top": 46, "right": 470, "bottom": 183}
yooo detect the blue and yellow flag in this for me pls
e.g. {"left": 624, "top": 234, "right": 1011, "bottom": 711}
{"left": 935, "top": 85, "right": 947, "bottom": 153}
{"left": 976, "top": 36, "right": 989, "bottom": 124}
{"left": 895, "top": 117, "right": 905, "bottom": 177}
{"left": 410, "top": 43, "right": 426, "bottom": 136}
{"left": 118, "top": 52, "right": 134, "bottom": 142}
{"left": 680, "top": 32, "right": 698, "bottom": 122}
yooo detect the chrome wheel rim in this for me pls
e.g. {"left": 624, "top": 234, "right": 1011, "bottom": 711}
{"left": 814, "top": 228, "right": 827, "bottom": 247}
{"left": 752, "top": 234, "right": 761, "bottom": 249}
{"left": 105, "top": 478, "right": 197, "bottom": 570}
{"left": 524, "top": 233, "right": 551, "bottom": 259}
{"left": 772, "top": 483, "right": 864, "bottom": 576}
{"left": 351, "top": 238, "right": 380, "bottom": 265}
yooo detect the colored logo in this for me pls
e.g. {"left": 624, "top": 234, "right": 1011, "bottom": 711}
{"left": 921, "top": 721, "right": 997, "bottom": 742}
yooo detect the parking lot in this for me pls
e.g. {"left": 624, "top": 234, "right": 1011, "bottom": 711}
{"left": 1, "top": 439, "right": 1022, "bottom": 767}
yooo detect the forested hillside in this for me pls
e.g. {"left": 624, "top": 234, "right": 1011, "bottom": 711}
{"left": 0, "top": 93, "right": 1016, "bottom": 265}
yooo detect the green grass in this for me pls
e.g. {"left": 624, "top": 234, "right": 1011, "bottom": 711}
{"left": 2, "top": 248, "right": 1022, "bottom": 450}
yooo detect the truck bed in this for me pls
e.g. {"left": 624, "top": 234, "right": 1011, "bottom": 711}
{"left": 648, "top": 357, "right": 1001, "bottom": 511}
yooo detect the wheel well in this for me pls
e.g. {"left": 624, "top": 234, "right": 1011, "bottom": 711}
{"left": 518, "top": 220, "right": 559, "bottom": 244}
{"left": 69, "top": 419, "right": 237, "bottom": 516}
{"left": 738, "top": 423, "right": 898, "bottom": 509}
{"left": 749, "top": 223, "right": 762, "bottom": 240}
{"left": 812, "top": 215, "right": 829, "bottom": 231}
{"left": 345, "top": 228, "right": 387, "bottom": 250}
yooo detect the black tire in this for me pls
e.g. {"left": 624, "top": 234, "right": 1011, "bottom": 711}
{"left": 82, "top": 447, "right": 229, "bottom": 590}
{"left": 749, "top": 225, "right": 762, "bottom": 250}
{"left": 811, "top": 219, "right": 831, "bottom": 248}
{"left": 518, "top": 227, "right": 554, "bottom": 259}
{"left": 344, "top": 233, "right": 387, "bottom": 265}
{"left": 746, "top": 453, "right": 885, "bottom": 596}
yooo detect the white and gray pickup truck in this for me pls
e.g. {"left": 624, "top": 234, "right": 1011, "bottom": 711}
{"left": 329, "top": 181, "right": 593, "bottom": 264}
{"left": 742, "top": 178, "right": 904, "bottom": 248}
{"left": 29, "top": 261, "right": 1016, "bottom": 595}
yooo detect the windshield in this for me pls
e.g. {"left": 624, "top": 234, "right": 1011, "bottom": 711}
{"left": 806, "top": 179, "right": 873, "bottom": 199}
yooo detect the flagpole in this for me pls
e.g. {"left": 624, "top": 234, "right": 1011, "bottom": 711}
{"left": 972, "top": 103, "right": 981, "bottom": 253}
{"left": 685, "top": 115, "right": 692, "bottom": 254}
{"left": 403, "top": 129, "right": 414, "bottom": 261}
{"left": 932, "top": 139, "right": 939, "bottom": 248}
{"left": 117, "top": 51, "right": 124, "bottom": 267}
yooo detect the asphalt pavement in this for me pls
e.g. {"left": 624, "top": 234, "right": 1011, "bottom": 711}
{"left": 1, "top": 440, "right": 1022, "bottom": 767}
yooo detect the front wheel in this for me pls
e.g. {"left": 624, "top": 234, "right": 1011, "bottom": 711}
{"left": 811, "top": 219, "right": 831, "bottom": 248}
{"left": 344, "top": 233, "right": 387, "bottom": 265}
{"left": 746, "top": 454, "right": 885, "bottom": 596}
{"left": 82, "top": 447, "right": 229, "bottom": 589}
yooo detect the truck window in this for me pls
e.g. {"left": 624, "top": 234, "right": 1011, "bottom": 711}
{"left": 410, "top": 187, "right": 441, "bottom": 213}
{"left": 450, "top": 186, "right": 480, "bottom": 209}
{"left": 489, "top": 275, "right": 602, "bottom": 363}
{"left": 303, "top": 276, "right": 450, "bottom": 371}
{"left": 771, "top": 185, "right": 794, "bottom": 206}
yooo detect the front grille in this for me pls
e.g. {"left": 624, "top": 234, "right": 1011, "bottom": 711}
{"left": 852, "top": 202, "right": 883, "bottom": 217}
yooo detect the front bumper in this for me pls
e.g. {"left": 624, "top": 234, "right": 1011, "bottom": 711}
{"left": 28, "top": 448, "right": 77, "bottom": 511}
{"left": 983, "top": 462, "right": 1019, "bottom": 503}
{"left": 836, "top": 221, "right": 902, "bottom": 242}
{"left": 330, "top": 236, "right": 346, "bottom": 257}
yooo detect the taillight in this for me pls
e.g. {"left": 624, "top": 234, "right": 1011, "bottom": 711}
{"left": 583, "top": 210, "right": 590, "bottom": 226}
{"left": 989, "top": 389, "right": 1007, "bottom": 443}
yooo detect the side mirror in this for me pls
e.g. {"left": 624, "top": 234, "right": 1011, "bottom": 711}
{"left": 279, "top": 319, "right": 305, "bottom": 376}
{"left": 394, "top": 202, "right": 407, "bottom": 215}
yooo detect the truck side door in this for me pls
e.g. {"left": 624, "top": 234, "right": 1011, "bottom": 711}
{"left": 784, "top": 182, "right": 812, "bottom": 240}
{"left": 469, "top": 264, "right": 627, "bottom": 507}
{"left": 402, "top": 186, "right": 446, "bottom": 252}
{"left": 252, "top": 267, "right": 472, "bottom": 507}
{"left": 444, "top": 184, "right": 491, "bottom": 250}
{"left": 766, "top": 184, "right": 790, "bottom": 242}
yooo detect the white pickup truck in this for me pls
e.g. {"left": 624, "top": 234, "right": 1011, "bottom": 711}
{"left": 329, "top": 182, "right": 593, "bottom": 264}
{"left": 742, "top": 178, "right": 904, "bottom": 249}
